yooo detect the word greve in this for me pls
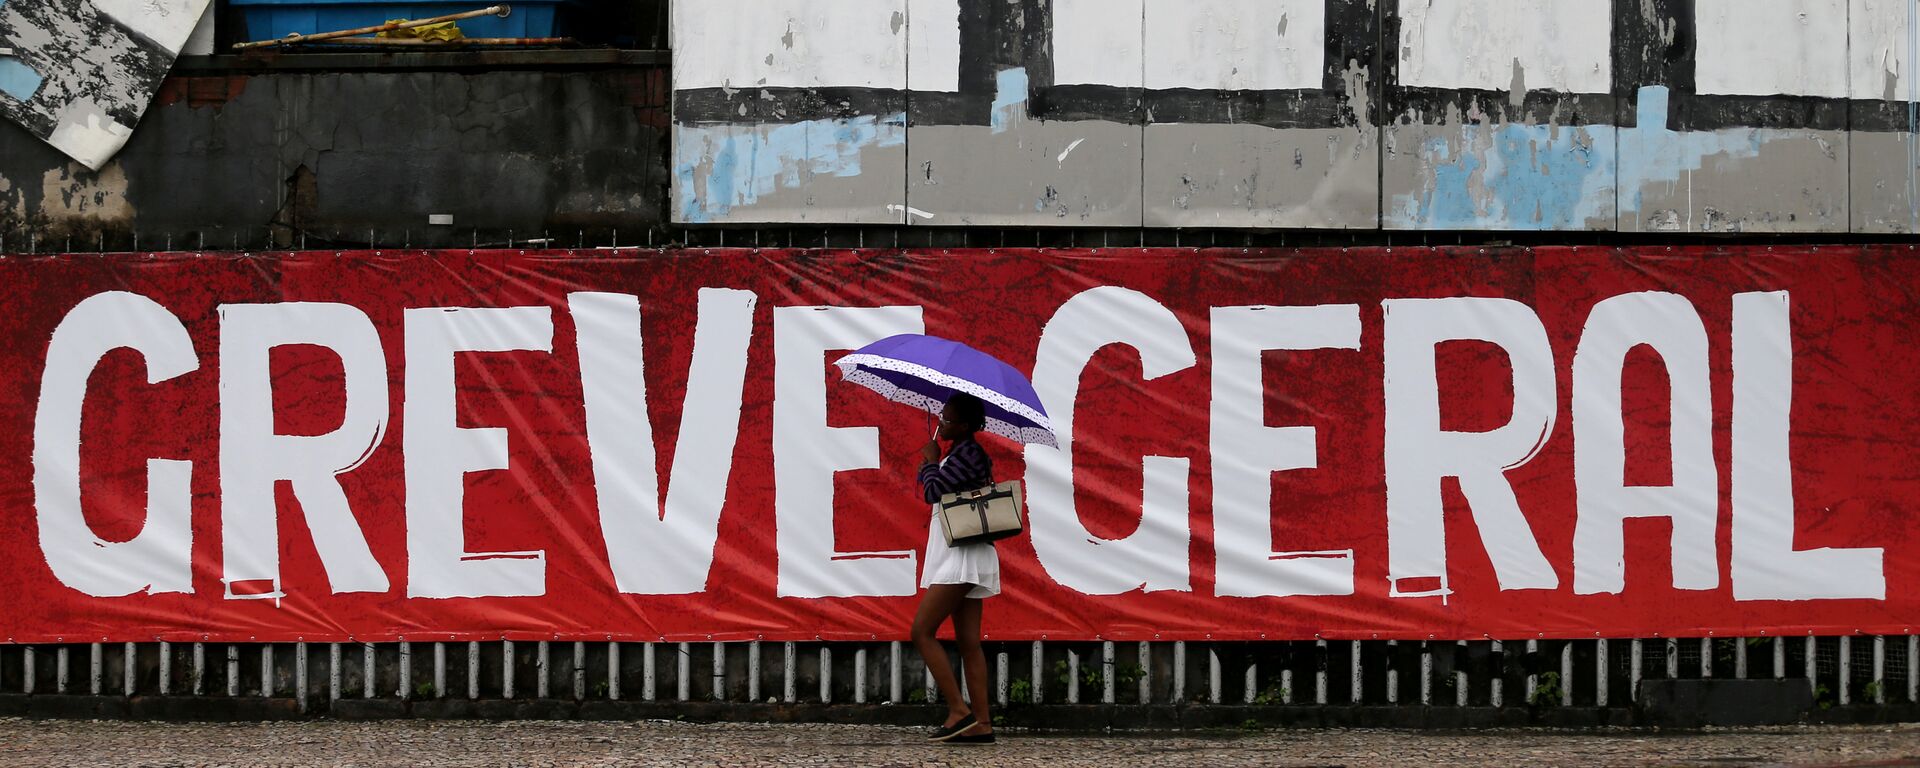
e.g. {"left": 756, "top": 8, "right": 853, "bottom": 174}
{"left": 32, "top": 289, "right": 1883, "bottom": 603}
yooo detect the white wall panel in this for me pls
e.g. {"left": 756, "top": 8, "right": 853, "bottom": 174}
{"left": 1695, "top": 0, "right": 1848, "bottom": 97}
{"left": 1052, "top": 0, "right": 1144, "bottom": 87}
{"left": 1851, "top": 0, "right": 1916, "bottom": 100}
{"left": 90, "top": 0, "right": 210, "bottom": 54}
{"left": 1396, "top": 0, "right": 1611, "bottom": 93}
{"left": 907, "top": 0, "right": 962, "bottom": 92}
{"left": 674, "top": 0, "right": 908, "bottom": 90}
{"left": 1145, "top": 0, "right": 1325, "bottom": 90}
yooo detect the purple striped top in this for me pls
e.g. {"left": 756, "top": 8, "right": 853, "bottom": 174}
{"left": 918, "top": 438, "right": 994, "bottom": 503}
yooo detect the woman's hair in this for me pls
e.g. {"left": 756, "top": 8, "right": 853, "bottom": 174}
{"left": 946, "top": 392, "right": 987, "bottom": 433}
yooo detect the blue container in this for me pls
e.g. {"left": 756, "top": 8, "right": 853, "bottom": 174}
{"left": 230, "top": 0, "right": 579, "bottom": 42}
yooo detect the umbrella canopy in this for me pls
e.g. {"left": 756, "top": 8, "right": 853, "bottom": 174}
{"left": 835, "top": 334, "right": 1057, "bottom": 448}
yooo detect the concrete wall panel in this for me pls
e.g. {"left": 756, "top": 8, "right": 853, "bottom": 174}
{"left": 1141, "top": 0, "right": 1378, "bottom": 228}
{"left": 905, "top": 1, "right": 1144, "bottom": 226}
{"left": 910, "top": 120, "right": 1141, "bottom": 226}
{"left": 1851, "top": 0, "right": 1919, "bottom": 233}
{"left": 1384, "top": 0, "right": 1616, "bottom": 231}
{"left": 674, "top": 116, "right": 908, "bottom": 225}
{"left": 1615, "top": 0, "right": 1852, "bottom": 233}
{"left": 1618, "top": 87, "right": 1849, "bottom": 232}
{"left": 671, "top": 0, "right": 908, "bottom": 224}
{"left": 1851, "top": 132, "right": 1920, "bottom": 233}
{"left": 1383, "top": 119, "right": 1618, "bottom": 231}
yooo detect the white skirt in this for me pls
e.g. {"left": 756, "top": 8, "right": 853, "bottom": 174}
{"left": 920, "top": 506, "right": 1000, "bottom": 599}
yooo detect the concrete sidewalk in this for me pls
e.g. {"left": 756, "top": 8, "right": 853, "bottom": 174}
{"left": 2, "top": 718, "right": 1919, "bottom": 767}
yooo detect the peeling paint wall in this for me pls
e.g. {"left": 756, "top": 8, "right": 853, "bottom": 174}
{"left": 0, "top": 0, "right": 210, "bottom": 169}
{"left": 673, "top": 0, "right": 1920, "bottom": 233}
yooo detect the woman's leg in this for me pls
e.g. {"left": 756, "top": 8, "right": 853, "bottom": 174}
{"left": 912, "top": 584, "right": 974, "bottom": 726}
{"left": 952, "top": 597, "right": 991, "bottom": 734}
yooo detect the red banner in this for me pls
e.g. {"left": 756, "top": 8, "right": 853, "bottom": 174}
{"left": 1, "top": 246, "right": 1912, "bottom": 643}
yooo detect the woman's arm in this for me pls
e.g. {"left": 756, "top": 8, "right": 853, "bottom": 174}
{"left": 917, "top": 440, "right": 991, "bottom": 503}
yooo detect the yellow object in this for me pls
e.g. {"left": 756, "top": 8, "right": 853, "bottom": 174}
{"left": 377, "top": 19, "right": 466, "bottom": 41}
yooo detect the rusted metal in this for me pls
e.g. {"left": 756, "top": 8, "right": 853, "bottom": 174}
{"left": 232, "top": 6, "right": 512, "bottom": 50}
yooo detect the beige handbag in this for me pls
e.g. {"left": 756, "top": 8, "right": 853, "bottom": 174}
{"left": 937, "top": 480, "right": 1025, "bottom": 547}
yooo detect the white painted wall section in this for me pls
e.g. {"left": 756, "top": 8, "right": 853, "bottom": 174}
{"left": 674, "top": 0, "right": 908, "bottom": 90}
{"left": 907, "top": 0, "right": 962, "bottom": 92}
{"left": 1145, "top": 0, "right": 1325, "bottom": 90}
{"left": 1850, "top": 0, "right": 1916, "bottom": 101}
{"left": 1695, "top": 0, "right": 1848, "bottom": 97}
{"left": 90, "top": 0, "right": 212, "bottom": 54}
{"left": 1052, "top": 0, "right": 1145, "bottom": 87}
{"left": 1396, "top": 0, "right": 1611, "bottom": 93}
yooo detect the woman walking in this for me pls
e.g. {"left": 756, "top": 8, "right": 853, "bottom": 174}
{"left": 913, "top": 392, "right": 998, "bottom": 745}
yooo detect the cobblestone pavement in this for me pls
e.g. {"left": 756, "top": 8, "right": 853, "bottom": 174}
{"left": 2, "top": 718, "right": 1920, "bottom": 767}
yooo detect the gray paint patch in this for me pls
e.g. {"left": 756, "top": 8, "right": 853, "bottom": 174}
{"left": 908, "top": 120, "right": 1140, "bottom": 226}
{"left": 1621, "top": 131, "right": 1848, "bottom": 233}
{"left": 1144, "top": 124, "right": 1378, "bottom": 229}
{"left": 1849, "top": 131, "right": 1919, "bottom": 234}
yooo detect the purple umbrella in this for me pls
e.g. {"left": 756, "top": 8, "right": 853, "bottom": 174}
{"left": 835, "top": 334, "right": 1058, "bottom": 448}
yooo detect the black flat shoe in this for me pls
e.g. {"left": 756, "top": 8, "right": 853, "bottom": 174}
{"left": 927, "top": 714, "right": 977, "bottom": 742}
{"left": 946, "top": 732, "right": 996, "bottom": 745}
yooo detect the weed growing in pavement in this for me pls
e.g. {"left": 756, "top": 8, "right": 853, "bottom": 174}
{"left": 1009, "top": 678, "right": 1033, "bottom": 705}
{"left": 1251, "top": 683, "right": 1289, "bottom": 705}
{"left": 1529, "top": 672, "right": 1563, "bottom": 708}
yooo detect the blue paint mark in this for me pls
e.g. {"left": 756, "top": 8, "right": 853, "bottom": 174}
{"left": 1615, "top": 86, "right": 1769, "bottom": 230}
{"left": 0, "top": 56, "right": 40, "bottom": 103}
{"left": 990, "top": 68, "right": 1029, "bottom": 134}
{"left": 1389, "top": 86, "right": 1803, "bottom": 231}
{"left": 673, "top": 113, "right": 907, "bottom": 223}
{"left": 1388, "top": 119, "right": 1616, "bottom": 230}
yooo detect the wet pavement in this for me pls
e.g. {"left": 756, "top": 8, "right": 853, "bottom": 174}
{"left": 2, "top": 718, "right": 1919, "bottom": 767}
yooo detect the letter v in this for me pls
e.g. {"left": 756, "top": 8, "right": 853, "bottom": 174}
{"left": 571, "top": 289, "right": 757, "bottom": 594}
